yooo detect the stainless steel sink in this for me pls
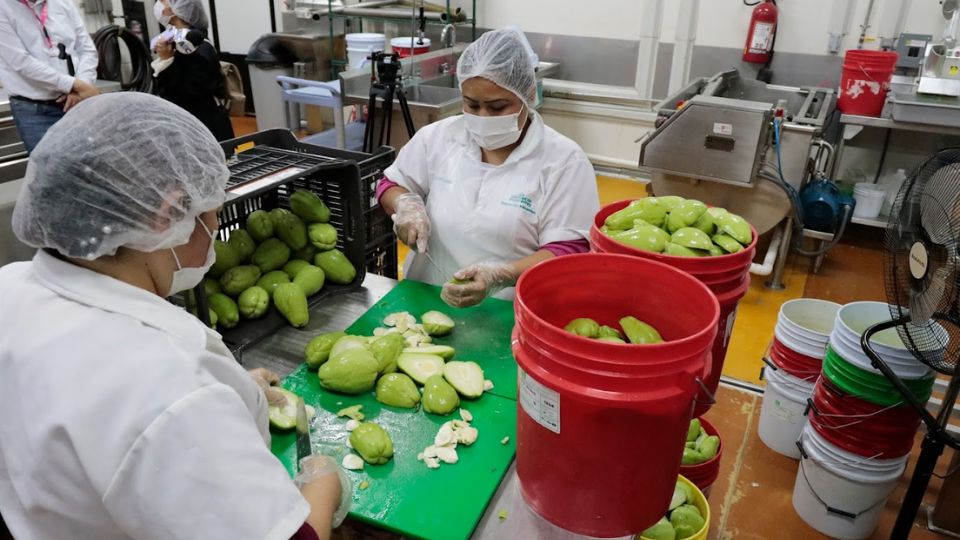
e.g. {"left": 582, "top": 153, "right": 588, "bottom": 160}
{"left": 401, "top": 84, "right": 462, "bottom": 116}
{"left": 419, "top": 74, "right": 457, "bottom": 88}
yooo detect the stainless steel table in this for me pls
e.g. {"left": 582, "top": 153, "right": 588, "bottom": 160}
{"left": 241, "top": 274, "right": 631, "bottom": 540}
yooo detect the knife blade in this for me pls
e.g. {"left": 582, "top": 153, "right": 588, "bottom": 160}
{"left": 422, "top": 251, "right": 447, "bottom": 281}
{"left": 295, "top": 397, "right": 311, "bottom": 470}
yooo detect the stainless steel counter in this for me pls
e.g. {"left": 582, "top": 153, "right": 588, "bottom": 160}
{"left": 240, "top": 274, "right": 633, "bottom": 540}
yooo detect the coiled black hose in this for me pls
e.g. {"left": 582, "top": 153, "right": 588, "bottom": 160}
{"left": 93, "top": 25, "right": 153, "bottom": 93}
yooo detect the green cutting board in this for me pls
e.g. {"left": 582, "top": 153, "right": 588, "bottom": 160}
{"left": 271, "top": 280, "right": 519, "bottom": 540}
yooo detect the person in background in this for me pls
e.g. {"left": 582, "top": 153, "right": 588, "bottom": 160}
{"left": 377, "top": 28, "right": 600, "bottom": 308}
{"left": 0, "top": 93, "right": 347, "bottom": 540}
{"left": 0, "top": 0, "right": 100, "bottom": 153}
{"left": 152, "top": 0, "right": 234, "bottom": 141}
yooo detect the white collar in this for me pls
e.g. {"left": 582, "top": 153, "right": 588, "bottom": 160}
{"left": 31, "top": 250, "right": 208, "bottom": 349}
{"left": 452, "top": 110, "right": 545, "bottom": 167}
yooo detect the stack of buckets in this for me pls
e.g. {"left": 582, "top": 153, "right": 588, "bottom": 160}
{"left": 758, "top": 299, "right": 840, "bottom": 458}
{"left": 680, "top": 417, "right": 723, "bottom": 496}
{"left": 793, "top": 301, "right": 939, "bottom": 539}
{"left": 591, "top": 199, "right": 758, "bottom": 417}
{"left": 837, "top": 50, "right": 898, "bottom": 117}
{"left": 513, "top": 253, "right": 720, "bottom": 537}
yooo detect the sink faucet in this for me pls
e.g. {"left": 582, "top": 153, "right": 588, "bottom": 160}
{"left": 441, "top": 24, "right": 456, "bottom": 48}
{"left": 439, "top": 62, "right": 451, "bottom": 75}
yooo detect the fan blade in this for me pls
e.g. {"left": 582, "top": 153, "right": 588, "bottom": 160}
{"left": 911, "top": 266, "right": 950, "bottom": 323}
{"left": 921, "top": 164, "right": 960, "bottom": 244}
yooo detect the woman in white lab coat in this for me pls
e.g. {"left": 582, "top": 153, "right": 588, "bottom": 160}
{"left": 377, "top": 28, "right": 600, "bottom": 308}
{"left": 0, "top": 93, "right": 348, "bottom": 540}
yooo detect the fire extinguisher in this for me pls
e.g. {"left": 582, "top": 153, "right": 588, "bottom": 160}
{"left": 743, "top": 0, "right": 778, "bottom": 64}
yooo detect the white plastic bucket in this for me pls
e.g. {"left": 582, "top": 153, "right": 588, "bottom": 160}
{"left": 759, "top": 367, "right": 816, "bottom": 458}
{"left": 346, "top": 33, "right": 385, "bottom": 69}
{"left": 793, "top": 424, "right": 907, "bottom": 539}
{"left": 831, "top": 301, "right": 937, "bottom": 380}
{"left": 390, "top": 36, "right": 431, "bottom": 58}
{"left": 775, "top": 322, "right": 828, "bottom": 359}
{"left": 853, "top": 183, "right": 885, "bottom": 219}
{"left": 779, "top": 299, "right": 841, "bottom": 343}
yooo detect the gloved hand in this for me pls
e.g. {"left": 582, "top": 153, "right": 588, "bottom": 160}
{"left": 391, "top": 193, "right": 431, "bottom": 253}
{"left": 248, "top": 367, "right": 286, "bottom": 406}
{"left": 441, "top": 262, "right": 518, "bottom": 308}
{"left": 294, "top": 455, "right": 353, "bottom": 527}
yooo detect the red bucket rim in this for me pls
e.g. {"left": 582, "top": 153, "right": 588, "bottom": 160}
{"left": 591, "top": 199, "right": 759, "bottom": 274}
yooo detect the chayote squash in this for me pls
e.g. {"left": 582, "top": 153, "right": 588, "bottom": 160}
{"left": 671, "top": 228, "right": 714, "bottom": 251}
{"left": 657, "top": 195, "right": 685, "bottom": 211}
{"left": 238, "top": 286, "right": 270, "bottom": 319}
{"left": 308, "top": 223, "right": 338, "bottom": 251}
{"left": 716, "top": 212, "right": 752, "bottom": 245}
{"left": 268, "top": 208, "right": 293, "bottom": 229}
{"left": 275, "top": 213, "right": 308, "bottom": 250}
{"left": 620, "top": 316, "right": 664, "bottom": 344}
{"left": 693, "top": 212, "right": 715, "bottom": 236}
{"left": 670, "top": 505, "right": 705, "bottom": 539}
{"left": 202, "top": 277, "right": 222, "bottom": 296}
{"left": 330, "top": 335, "right": 369, "bottom": 359}
{"left": 283, "top": 259, "right": 312, "bottom": 279}
{"left": 564, "top": 318, "right": 600, "bottom": 338}
{"left": 273, "top": 282, "right": 309, "bottom": 327}
{"left": 257, "top": 270, "right": 291, "bottom": 297}
{"left": 251, "top": 238, "right": 291, "bottom": 273}
{"left": 349, "top": 422, "right": 394, "bottom": 464}
{"left": 712, "top": 234, "right": 743, "bottom": 254}
{"left": 422, "top": 375, "right": 460, "bottom": 415}
{"left": 375, "top": 373, "right": 421, "bottom": 408}
{"left": 598, "top": 325, "right": 623, "bottom": 340}
{"left": 314, "top": 249, "right": 356, "bottom": 285}
{"left": 245, "top": 210, "right": 274, "bottom": 242}
{"left": 290, "top": 243, "right": 316, "bottom": 263}
{"left": 671, "top": 200, "right": 707, "bottom": 227}
{"left": 209, "top": 240, "right": 240, "bottom": 278}
{"left": 304, "top": 331, "right": 346, "bottom": 369}
{"left": 226, "top": 229, "right": 256, "bottom": 262}
{"left": 293, "top": 265, "right": 326, "bottom": 296}
{"left": 664, "top": 242, "right": 703, "bottom": 257}
{"left": 641, "top": 517, "right": 676, "bottom": 540}
{"left": 208, "top": 293, "right": 240, "bottom": 329}
{"left": 289, "top": 189, "right": 331, "bottom": 223}
{"left": 613, "top": 222, "right": 670, "bottom": 253}
{"left": 220, "top": 265, "right": 262, "bottom": 296}
{"left": 318, "top": 347, "right": 379, "bottom": 394}
{"left": 369, "top": 332, "right": 404, "bottom": 374}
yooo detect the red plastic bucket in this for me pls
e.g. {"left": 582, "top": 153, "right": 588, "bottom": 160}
{"left": 514, "top": 253, "right": 720, "bottom": 537}
{"left": 807, "top": 378, "right": 919, "bottom": 459}
{"left": 837, "top": 50, "right": 898, "bottom": 117}
{"left": 390, "top": 37, "right": 431, "bottom": 58}
{"left": 770, "top": 338, "right": 822, "bottom": 381}
{"left": 591, "top": 199, "right": 757, "bottom": 417}
{"left": 680, "top": 417, "right": 723, "bottom": 495}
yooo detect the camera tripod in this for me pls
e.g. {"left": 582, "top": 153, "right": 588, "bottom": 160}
{"left": 362, "top": 52, "right": 417, "bottom": 153}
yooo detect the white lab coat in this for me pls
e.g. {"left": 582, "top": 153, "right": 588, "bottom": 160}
{"left": 383, "top": 112, "right": 600, "bottom": 299}
{"left": 0, "top": 251, "right": 309, "bottom": 540}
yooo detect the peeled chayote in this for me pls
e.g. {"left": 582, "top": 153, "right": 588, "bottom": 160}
{"left": 620, "top": 316, "right": 664, "bottom": 344}
{"left": 564, "top": 318, "right": 600, "bottom": 338}
{"left": 671, "top": 228, "right": 713, "bottom": 251}
{"left": 641, "top": 517, "right": 676, "bottom": 540}
{"left": 716, "top": 212, "right": 752, "bottom": 245}
{"left": 597, "top": 325, "right": 623, "bottom": 340}
{"left": 304, "top": 331, "right": 346, "bottom": 369}
{"left": 349, "top": 422, "right": 394, "bottom": 465}
{"left": 422, "top": 375, "right": 460, "bottom": 415}
{"left": 318, "top": 348, "right": 379, "bottom": 394}
{"left": 670, "top": 504, "right": 705, "bottom": 539}
{"left": 375, "top": 373, "right": 421, "bottom": 408}
{"left": 369, "top": 332, "right": 404, "bottom": 374}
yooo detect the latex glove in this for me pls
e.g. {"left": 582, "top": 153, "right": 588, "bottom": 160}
{"left": 248, "top": 367, "right": 286, "bottom": 406}
{"left": 295, "top": 455, "right": 353, "bottom": 528}
{"left": 391, "top": 192, "right": 431, "bottom": 253}
{"left": 441, "top": 262, "right": 517, "bottom": 308}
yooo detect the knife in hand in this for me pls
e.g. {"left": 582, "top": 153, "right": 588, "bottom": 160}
{"left": 295, "top": 397, "right": 312, "bottom": 471}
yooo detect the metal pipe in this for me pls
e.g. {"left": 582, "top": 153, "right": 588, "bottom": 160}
{"left": 668, "top": 0, "right": 700, "bottom": 95}
{"left": 749, "top": 225, "right": 783, "bottom": 277}
{"left": 635, "top": 0, "right": 664, "bottom": 100}
{"left": 765, "top": 219, "right": 792, "bottom": 290}
{"left": 338, "top": 6, "right": 462, "bottom": 21}
{"left": 857, "top": 0, "right": 877, "bottom": 49}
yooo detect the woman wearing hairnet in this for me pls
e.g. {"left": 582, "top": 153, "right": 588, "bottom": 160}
{"left": 0, "top": 93, "right": 347, "bottom": 540}
{"left": 151, "top": 0, "right": 234, "bottom": 141}
{"left": 377, "top": 28, "right": 600, "bottom": 308}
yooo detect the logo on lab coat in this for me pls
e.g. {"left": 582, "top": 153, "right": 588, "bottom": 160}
{"left": 502, "top": 192, "right": 536, "bottom": 215}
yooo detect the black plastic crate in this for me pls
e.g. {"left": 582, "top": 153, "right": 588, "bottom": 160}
{"left": 193, "top": 130, "right": 374, "bottom": 354}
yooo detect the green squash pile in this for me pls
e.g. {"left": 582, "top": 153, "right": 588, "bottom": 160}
{"left": 199, "top": 190, "right": 357, "bottom": 329}
{"left": 601, "top": 196, "right": 753, "bottom": 257}
{"left": 564, "top": 316, "right": 664, "bottom": 344}
{"left": 641, "top": 479, "right": 707, "bottom": 540}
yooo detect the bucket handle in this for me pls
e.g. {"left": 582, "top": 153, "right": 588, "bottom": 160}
{"left": 693, "top": 376, "right": 716, "bottom": 407}
{"left": 806, "top": 399, "right": 906, "bottom": 431}
{"left": 796, "top": 432, "right": 887, "bottom": 468}
{"left": 796, "top": 448, "right": 892, "bottom": 519}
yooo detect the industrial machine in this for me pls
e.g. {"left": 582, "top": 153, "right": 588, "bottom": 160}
{"left": 919, "top": 0, "right": 960, "bottom": 97}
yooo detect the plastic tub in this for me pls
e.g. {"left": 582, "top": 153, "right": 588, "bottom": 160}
{"left": 681, "top": 417, "right": 723, "bottom": 494}
{"left": 829, "top": 324, "right": 932, "bottom": 380}
{"left": 853, "top": 183, "right": 886, "bottom": 219}
{"left": 759, "top": 366, "right": 816, "bottom": 458}
{"left": 774, "top": 322, "right": 827, "bottom": 359}
{"left": 345, "top": 33, "right": 385, "bottom": 69}
{"left": 793, "top": 423, "right": 907, "bottom": 539}
{"left": 514, "top": 253, "right": 720, "bottom": 537}
{"left": 779, "top": 298, "right": 840, "bottom": 343}
{"left": 390, "top": 36, "right": 431, "bottom": 58}
{"left": 835, "top": 301, "right": 949, "bottom": 362}
{"left": 640, "top": 475, "right": 711, "bottom": 540}
{"left": 591, "top": 199, "right": 757, "bottom": 418}
{"left": 807, "top": 378, "right": 919, "bottom": 459}
{"left": 837, "top": 50, "right": 898, "bottom": 117}
{"left": 770, "top": 338, "right": 823, "bottom": 381}
{"left": 823, "top": 346, "right": 935, "bottom": 407}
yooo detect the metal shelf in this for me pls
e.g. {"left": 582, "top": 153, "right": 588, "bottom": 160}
{"left": 840, "top": 114, "right": 960, "bottom": 136}
{"left": 851, "top": 215, "right": 889, "bottom": 228}
{"left": 330, "top": 12, "right": 474, "bottom": 26}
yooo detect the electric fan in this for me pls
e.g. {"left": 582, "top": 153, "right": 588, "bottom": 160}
{"left": 860, "top": 148, "right": 960, "bottom": 539}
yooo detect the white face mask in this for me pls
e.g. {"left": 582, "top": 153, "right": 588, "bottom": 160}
{"left": 463, "top": 106, "right": 528, "bottom": 150}
{"left": 167, "top": 217, "right": 217, "bottom": 297}
{"left": 154, "top": 1, "right": 172, "bottom": 26}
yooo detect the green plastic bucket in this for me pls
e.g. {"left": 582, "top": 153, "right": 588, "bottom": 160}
{"left": 823, "top": 346, "right": 935, "bottom": 407}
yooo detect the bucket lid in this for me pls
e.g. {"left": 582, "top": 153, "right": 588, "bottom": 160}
{"left": 391, "top": 36, "right": 432, "bottom": 47}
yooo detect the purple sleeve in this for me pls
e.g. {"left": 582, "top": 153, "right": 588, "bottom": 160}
{"left": 375, "top": 177, "right": 400, "bottom": 205}
{"left": 291, "top": 523, "right": 320, "bottom": 540}
{"left": 541, "top": 239, "right": 590, "bottom": 257}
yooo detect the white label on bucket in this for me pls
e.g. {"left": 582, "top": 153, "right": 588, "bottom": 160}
{"left": 519, "top": 369, "right": 561, "bottom": 434}
{"left": 713, "top": 122, "right": 733, "bottom": 136}
{"left": 724, "top": 307, "right": 739, "bottom": 347}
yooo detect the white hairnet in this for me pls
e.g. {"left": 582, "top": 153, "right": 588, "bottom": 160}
{"left": 457, "top": 28, "right": 539, "bottom": 108}
{"left": 169, "top": 0, "right": 209, "bottom": 30}
{"left": 12, "top": 92, "right": 229, "bottom": 260}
